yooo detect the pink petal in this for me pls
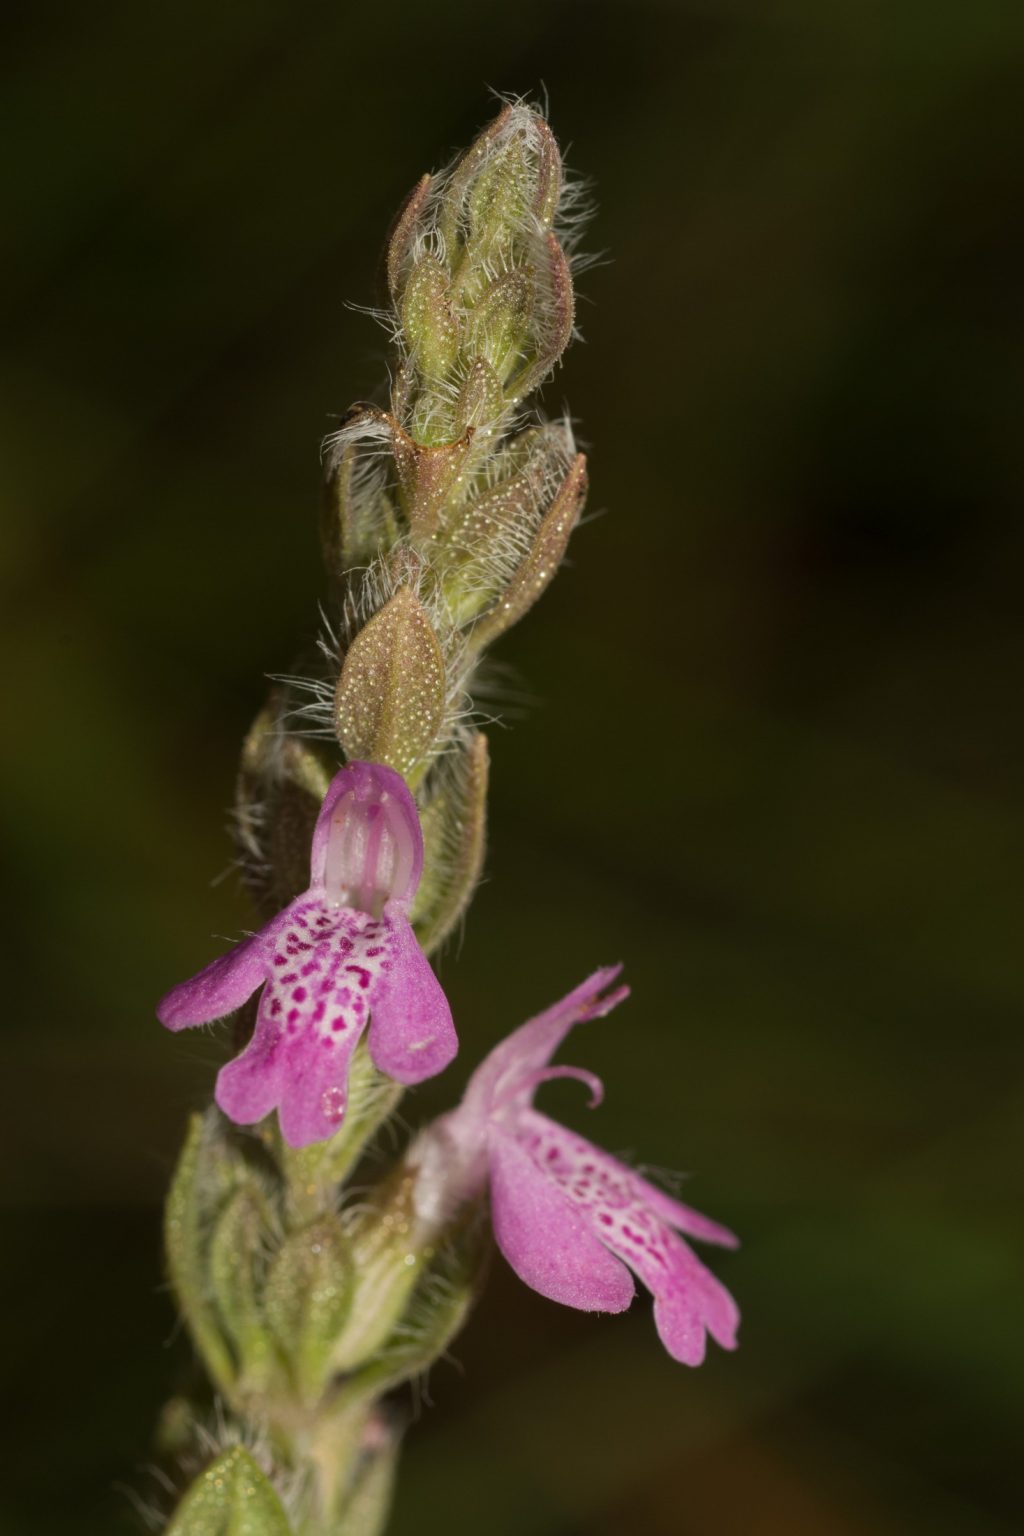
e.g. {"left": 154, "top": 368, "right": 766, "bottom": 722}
{"left": 309, "top": 761, "right": 424, "bottom": 906}
{"left": 214, "top": 990, "right": 287, "bottom": 1126}
{"left": 517, "top": 1111, "right": 739, "bottom": 1365}
{"left": 276, "top": 1025, "right": 362, "bottom": 1148}
{"left": 636, "top": 1179, "right": 739, "bottom": 1249}
{"left": 156, "top": 930, "right": 270, "bottom": 1031}
{"left": 654, "top": 1246, "right": 741, "bottom": 1363}
{"left": 461, "top": 967, "right": 627, "bottom": 1123}
{"left": 216, "top": 901, "right": 384, "bottom": 1145}
{"left": 489, "top": 1133, "right": 635, "bottom": 1313}
{"left": 366, "top": 911, "right": 457, "bottom": 1085}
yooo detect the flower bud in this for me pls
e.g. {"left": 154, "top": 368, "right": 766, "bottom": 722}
{"left": 388, "top": 104, "right": 577, "bottom": 461}
{"left": 469, "top": 449, "right": 587, "bottom": 649}
{"left": 334, "top": 586, "right": 445, "bottom": 780}
{"left": 401, "top": 254, "right": 460, "bottom": 389}
{"left": 469, "top": 267, "right": 533, "bottom": 383}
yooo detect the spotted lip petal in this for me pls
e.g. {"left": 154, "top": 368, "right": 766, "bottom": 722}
{"left": 212, "top": 900, "right": 395, "bottom": 1146}
{"left": 488, "top": 1134, "right": 635, "bottom": 1313}
{"left": 514, "top": 1108, "right": 740, "bottom": 1364}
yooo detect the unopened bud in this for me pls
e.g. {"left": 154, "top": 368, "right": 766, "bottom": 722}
{"left": 469, "top": 450, "right": 587, "bottom": 650}
{"left": 388, "top": 104, "right": 577, "bottom": 461}
{"left": 470, "top": 266, "right": 534, "bottom": 384}
{"left": 401, "top": 255, "right": 460, "bottom": 388}
{"left": 334, "top": 586, "right": 445, "bottom": 780}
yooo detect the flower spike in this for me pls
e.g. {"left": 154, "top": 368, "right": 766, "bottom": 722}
{"left": 158, "top": 761, "right": 456, "bottom": 1147}
{"left": 419, "top": 971, "right": 739, "bottom": 1366}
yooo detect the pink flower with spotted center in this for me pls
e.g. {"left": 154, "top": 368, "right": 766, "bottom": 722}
{"left": 427, "top": 969, "right": 739, "bottom": 1365}
{"left": 157, "top": 761, "right": 456, "bottom": 1147}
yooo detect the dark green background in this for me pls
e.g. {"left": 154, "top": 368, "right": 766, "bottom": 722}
{"left": 2, "top": 2, "right": 1022, "bottom": 1531}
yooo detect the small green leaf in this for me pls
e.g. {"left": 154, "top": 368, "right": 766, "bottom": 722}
{"left": 166, "top": 1447, "right": 293, "bottom": 1536}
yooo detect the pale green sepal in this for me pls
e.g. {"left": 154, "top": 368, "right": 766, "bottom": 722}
{"left": 165, "top": 1113, "right": 245, "bottom": 1399}
{"left": 321, "top": 409, "right": 400, "bottom": 578}
{"left": 336, "top": 1209, "right": 489, "bottom": 1401}
{"left": 468, "top": 450, "right": 587, "bottom": 652}
{"left": 263, "top": 1214, "right": 352, "bottom": 1404}
{"left": 331, "top": 1427, "right": 398, "bottom": 1536}
{"left": 470, "top": 267, "right": 533, "bottom": 385}
{"left": 166, "top": 1446, "right": 293, "bottom": 1536}
{"left": 410, "top": 731, "right": 489, "bottom": 954}
{"left": 236, "top": 703, "right": 335, "bottom": 915}
{"left": 209, "top": 1182, "right": 279, "bottom": 1397}
{"left": 401, "top": 255, "right": 460, "bottom": 385}
{"left": 327, "top": 1170, "right": 429, "bottom": 1374}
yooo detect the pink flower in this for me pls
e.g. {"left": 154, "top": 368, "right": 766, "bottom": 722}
{"left": 429, "top": 969, "right": 739, "bottom": 1365}
{"left": 158, "top": 761, "right": 456, "bottom": 1148}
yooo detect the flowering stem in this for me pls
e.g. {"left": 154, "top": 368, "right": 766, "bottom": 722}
{"left": 155, "top": 99, "right": 590, "bottom": 1533}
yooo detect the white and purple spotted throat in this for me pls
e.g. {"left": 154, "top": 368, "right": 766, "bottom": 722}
{"left": 157, "top": 761, "right": 456, "bottom": 1147}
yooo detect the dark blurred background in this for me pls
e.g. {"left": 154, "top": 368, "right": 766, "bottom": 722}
{"left": 2, "top": 2, "right": 1022, "bottom": 1531}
